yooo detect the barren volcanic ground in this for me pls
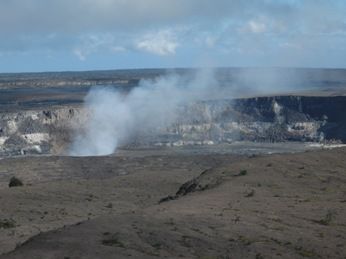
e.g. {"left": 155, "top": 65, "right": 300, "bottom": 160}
{"left": 0, "top": 68, "right": 346, "bottom": 258}
{"left": 0, "top": 148, "right": 345, "bottom": 258}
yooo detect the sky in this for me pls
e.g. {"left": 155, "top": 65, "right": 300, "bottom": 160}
{"left": 0, "top": 0, "right": 346, "bottom": 72}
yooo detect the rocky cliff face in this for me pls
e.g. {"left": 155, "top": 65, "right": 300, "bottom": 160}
{"left": 139, "top": 96, "right": 339, "bottom": 147}
{"left": 1, "top": 95, "right": 345, "bottom": 156}
{"left": 0, "top": 107, "right": 88, "bottom": 156}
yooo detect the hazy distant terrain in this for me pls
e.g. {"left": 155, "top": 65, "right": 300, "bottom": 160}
{"left": 1, "top": 67, "right": 346, "bottom": 90}
{"left": 1, "top": 68, "right": 346, "bottom": 112}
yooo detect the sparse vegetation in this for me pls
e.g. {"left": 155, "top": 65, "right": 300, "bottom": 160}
{"left": 240, "top": 169, "right": 247, "bottom": 175}
{"left": 295, "top": 246, "right": 316, "bottom": 257}
{"left": 244, "top": 189, "right": 255, "bottom": 197}
{"left": 180, "top": 235, "right": 193, "bottom": 248}
{"left": 0, "top": 219, "right": 16, "bottom": 229}
{"left": 237, "top": 235, "right": 252, "bottom": 246}
{"left": 9, "top": 177, "right": 23, "bottom": 187}
{"left": 237, "top": 170, "right": 247, "bottom": 176}
{"left": 313, "top": 211, "right": 333, "bottom": 226}
{"left": 151, "top": 242, "right": 162, "bottom": 249}
{"left": 105, "top": 203, "right": 113, "bottom": 208}
{"left": 101, "top": 234, "right": 125, "bottom": 248}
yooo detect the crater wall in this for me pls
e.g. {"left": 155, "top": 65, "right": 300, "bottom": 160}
{"left": 1, "top": 95, "right": 345, "bottom": 156}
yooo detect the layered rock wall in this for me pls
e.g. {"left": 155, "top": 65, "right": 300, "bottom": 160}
{"left": 1, "top": 96, "right": 345, "bottom": 156}
{"left": 0, "top": 107, "right": 88, "bottom": 156}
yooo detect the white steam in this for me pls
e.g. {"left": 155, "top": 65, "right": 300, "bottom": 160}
{"left": 69, "top": 69, "right": 220, "bottom": 156}
{"left": 68, "top": 67, "right": 309, "bottom": 156}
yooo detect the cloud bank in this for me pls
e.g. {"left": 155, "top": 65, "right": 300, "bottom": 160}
{"left": 1, "top": 0, "right": 346, "bottom": 71}
{"left": 135, "top": 29, "right": 179, "bottom": 56}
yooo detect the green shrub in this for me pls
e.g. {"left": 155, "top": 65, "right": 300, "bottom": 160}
{"left": 0, "top": 219, "right": 16, "bottom": 229}
{"left": 9, "top": 177, "right": 23, "bottom": 188}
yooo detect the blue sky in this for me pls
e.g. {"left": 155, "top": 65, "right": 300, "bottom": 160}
{"left": 1, "top": 0, "right": 346, "bottom": 72}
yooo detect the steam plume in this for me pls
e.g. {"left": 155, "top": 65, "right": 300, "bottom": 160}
{"left": 69, "top": 69, "right": 219, "bottom": 156}
{"left": 68, "top": 67, "right": 308, "bottom": 156}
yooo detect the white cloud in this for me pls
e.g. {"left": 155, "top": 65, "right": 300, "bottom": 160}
{"left": 238, "top": 17, "right": 269, "bottom": 34}
{"left": 237, "top": 14, "right": 290, "bottom": 35}
{"left": 135, "top": 29, "right": 179, "bottom": 56}
{"left": 73, "top": 33, "right": 126, "bottom": 60}
{"left": 73, "top": 48, "right": 87, "bottom": 61}
{"left": 248, "top": 20, "right": 267, "bottom": 33}
{"left": 0, "top": 0, "right": 249, "bottom": 34}
{"left": 205, "top": 36, "right": 217, "bottom": 47}
{"left": 1, "top": 0, "right": 346, "bottom": 69}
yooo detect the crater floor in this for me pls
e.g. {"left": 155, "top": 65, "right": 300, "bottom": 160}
{"left": 0, "top": 147, "right": 345, "bottom": 258}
